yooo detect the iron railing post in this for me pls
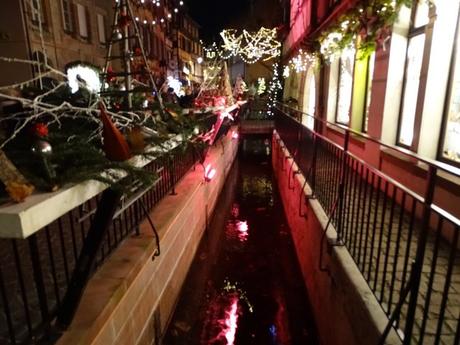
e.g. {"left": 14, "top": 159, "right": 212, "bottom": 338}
{"left": 169, "top": 156, "right": 177, "bottom": 195}
{"left": 28, "top": 234, "right": 51, "bottom": 339}
{"left": 402, "top": 165, "right": 437, "bottom": 344}
{"left": 56, "top": 188, "right": 122, "bottom": 329}
{"left": 336, "top": 130, "right": 350, "bottom": 241}
{"left": 310, "top": 133, "right": 318, "bottom": 193}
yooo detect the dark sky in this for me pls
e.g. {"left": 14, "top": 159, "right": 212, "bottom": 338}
{"left": 186, "top": 0, "right": 251, "bottom": 42}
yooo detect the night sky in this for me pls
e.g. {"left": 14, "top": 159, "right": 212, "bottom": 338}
{"left": 186, "top": 0, "right": 252, "bottom": 42}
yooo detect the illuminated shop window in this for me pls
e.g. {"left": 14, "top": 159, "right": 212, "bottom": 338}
{"left": 397, "top": 0, "right": 429, "bottom": 147}
{"left": 398, "top": 34, "right": 425, "bottom": 146}
{"left": 363, "top": 52, "right": 375, "bottom": 133}
{"left": 335, "top": 45, "right": 355, "bottom": 125}
{"left": 440, "top": 15, "right": 460, "bottom": 164}
{"left": 306, "top": 72, "right": 316, "bottom": 130}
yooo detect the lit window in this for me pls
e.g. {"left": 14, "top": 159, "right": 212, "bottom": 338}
{"left": 76, "top": 3, "right": 88, "bottom": 39}
{"left": 336, "top": 45, "right": 356, "bottom": 125}
{"left": 440, "top": 15, "right": 460, "bottom": 164}
{"left": 363, "top": 52, "right": 375, "bottom": 132}
{"left": 61, "top": 0, "right": 72, "bottom": 32}
{"left": 397, "top": 0, "right": 429, "bottom": 147}
{"left": 97, "top": 14, "right": 106, "bottom": 44}
{"left": 414, "top": 0, "right": 430, "bottom": 28}
{"left": 31, "top": 0, "right": 45, "bottom": 25}
{"left": 302, "top": 70, "right": 316, "bottom": 130}
{"left": 398, "top": 34, "right": 425, "bottom": 146}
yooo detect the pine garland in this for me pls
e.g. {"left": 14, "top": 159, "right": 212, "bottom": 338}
{"left": 318, "top": 0, "right": 423, "bottom": 61}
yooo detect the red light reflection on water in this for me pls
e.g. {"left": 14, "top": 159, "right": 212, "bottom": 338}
{"left": 221, "top": 296, "right": 239, "bottom": 345}
{"left": 203, "top": 294, "right": 240, "bottom": 345}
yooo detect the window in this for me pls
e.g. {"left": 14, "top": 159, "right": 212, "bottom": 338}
{"left": 397, "top": 0, "right": 430, "bottom": 147}
{"left": 440, "top": 13, "right": 460, "bottom": 165}
{"left": 335, "top": 46, "right": 356, "bottom": 125}
{"left": 97, "top": 14, "right": 106, "bottom": 44}
{"left": 31, "top": 0, "right": 45, "bottom": 25}
{"left": 61, "top": 0, "right": 73, "bottom": 32}
{"left": 302, "top": 69, "right": 316, "bottom": 130}
{"left": 363, "top": 52, "right": 375, "bottom": 132}
{"left": 76, "top": 3, "right": 89, "bottom": 39}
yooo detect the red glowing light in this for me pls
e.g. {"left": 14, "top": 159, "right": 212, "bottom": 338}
{"left": 222, "top": 297, "right": 239, "bottom": 345}
{"left": 205, "top": 164, "right": 217, "bottom": 181}
{"left": 237, "top": 221, "right": 248, "bottom": 233}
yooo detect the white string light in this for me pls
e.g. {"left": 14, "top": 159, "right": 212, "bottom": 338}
{"left": 220, "top": 27, "right": 281, "bottom": 64}
{"left": 129, "top": 0, "right": 185, "bottom": 27}
{"left": 267, "top": 63, "right": 282, "bottom": 116}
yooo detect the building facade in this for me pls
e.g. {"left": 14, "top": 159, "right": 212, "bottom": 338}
{"left": 282, "top": 0, "right": 460, "bottom": 218}
{"left": 176, "top": 13, "right": 203, "bottom": 84}
{"left": 0, "top": 0, "right": 203, "bottom": 87}
{"left": 0, "top": 0, "right": 114, "bottom": 86}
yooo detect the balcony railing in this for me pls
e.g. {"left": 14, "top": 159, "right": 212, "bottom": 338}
{"left": 274, "top": 104, "right": 460, "bottom": 345}
{"left": 0, "top": 138, "right": 205, "bottom": 344}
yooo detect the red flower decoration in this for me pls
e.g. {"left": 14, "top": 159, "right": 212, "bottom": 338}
{"left": 32, "top": 123, "right": 48, "bottom": 138}
{"left": 106, "top": 66, "right": 116, "bottom": 83}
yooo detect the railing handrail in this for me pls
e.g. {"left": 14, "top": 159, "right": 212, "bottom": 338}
{"left": 276, "top": 102, "right": 460, "bottom": 179}
{"left": 275, "top": 105, "right": 460, "bottom": 228}
{"left": 0, "top": 133, "right": 187, "bottom": 239}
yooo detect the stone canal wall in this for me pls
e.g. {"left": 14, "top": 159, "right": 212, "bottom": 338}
{"left": 272, "top": 131, "right": 401, "bottom": 345}
{"left": 57, "top": 129, "right": 239, "bottom": 345}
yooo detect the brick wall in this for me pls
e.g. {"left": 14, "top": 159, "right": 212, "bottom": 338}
{"left": 57, "top": 128, "right": 239, "bottom": 345}
{"left": 272, "top": 130, "right": 401, "bottom": 345}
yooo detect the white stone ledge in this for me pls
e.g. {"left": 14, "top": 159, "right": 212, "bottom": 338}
{"left": 0, "top": 134, "right": 185, "bottom": 239}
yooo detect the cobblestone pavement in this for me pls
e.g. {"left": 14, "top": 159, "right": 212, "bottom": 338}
{"left": 314, "top": 162, "right": 460, "bottom": 345}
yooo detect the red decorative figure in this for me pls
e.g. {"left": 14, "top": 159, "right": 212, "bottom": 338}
{"left": 99, "top": 103, "right": 132, "bottom": 161}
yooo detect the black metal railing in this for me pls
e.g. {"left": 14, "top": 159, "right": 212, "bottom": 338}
{"left": 0, "top": 142, "right": 202, "bottom": 345}
{"left": 274, "top": 104, "right": 460, "bottom": 345}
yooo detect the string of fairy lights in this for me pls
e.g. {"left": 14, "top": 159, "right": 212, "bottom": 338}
{"left": 116, "top": 0, "right": 185, "bottom": 26}
{"left": 202, "top": 27, "right": 281, "bottom": 64}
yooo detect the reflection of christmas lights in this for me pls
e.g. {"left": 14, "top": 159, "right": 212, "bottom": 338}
{"left": 222, "top": 297, "right": 239, "bottom": 345}
{"left": 223, "top": 279, "right": 253, "bottom": 313}
{"left": 237, "top": 220, "right": 248, "bottom": 233}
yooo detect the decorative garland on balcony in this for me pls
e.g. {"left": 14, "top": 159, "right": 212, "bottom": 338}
{"left": 318, "top": 0, "right": 416, "bottom": 61}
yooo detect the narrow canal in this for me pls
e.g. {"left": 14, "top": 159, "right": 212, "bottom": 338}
{"left": 164, "top": 136, "right": 318, "bottom": 345}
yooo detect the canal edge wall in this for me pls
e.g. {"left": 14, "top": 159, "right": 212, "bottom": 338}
{"left": 56, "top": 128, "right": 239, "bottom": 345}
{"left": 272, "top": 130, "right": 401, "bottom": 345}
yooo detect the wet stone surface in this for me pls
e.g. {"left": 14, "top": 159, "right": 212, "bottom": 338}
{"left": 164, "top": 149, "right": 318, "bottom": 345}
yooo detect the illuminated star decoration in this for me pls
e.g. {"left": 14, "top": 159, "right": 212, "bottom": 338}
{"left": 220, "top": 27, "right": 281, "bottom": 64}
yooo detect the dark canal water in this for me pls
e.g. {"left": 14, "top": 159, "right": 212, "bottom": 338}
{"left": 164, "top": 136, "right": 318, "bottom": 345}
